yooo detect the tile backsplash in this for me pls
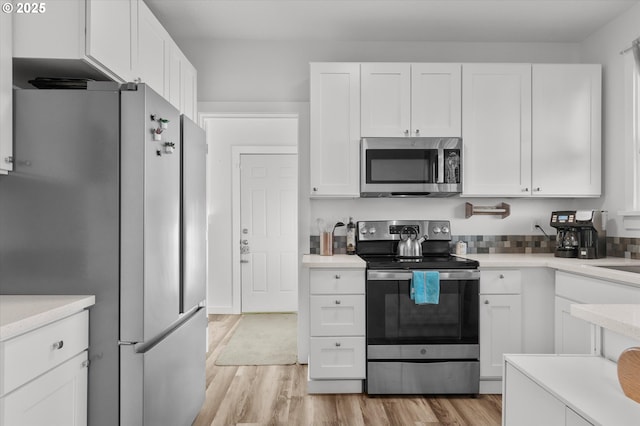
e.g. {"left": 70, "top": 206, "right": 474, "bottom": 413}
{"left": 309, "top": 235, "right": 640, "bottom": 259}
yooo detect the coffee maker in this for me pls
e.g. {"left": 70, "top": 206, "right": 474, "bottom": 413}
{"left": 550, "top": 210, "right": 606, "bottom": 259}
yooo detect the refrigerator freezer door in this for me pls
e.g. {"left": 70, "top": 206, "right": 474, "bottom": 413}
{"left": 120, "top": 308, "right": 207, "bottom": 426}
{"left": 120, "top": 85, "right": 182, "bottom": 343}
{"left": 180, "top": 115, "right": 207, "bottom": 313}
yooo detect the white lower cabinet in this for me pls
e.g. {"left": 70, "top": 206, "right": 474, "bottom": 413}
{"left": 480, "top": 270, "right": 523, "bottom": 379}
{"left": 0, "top": 310, "right": 90, "bottom": 426}
{"left": 503, "top": 362, "right": 592, "bottom": 426}
{"left": 503, "top": 354, "right": 640, "bottom": 426}
{"left": 308, "top": 268, "right": 365, "bottom": 393}
{"left": 554, "top": 295, "right": 592, "bottom": 355}
{"left": 1, "top": 352, "right": 88, "bottom": 426}
{"left": 554, "top": 271, "right": 640, "bottom": 355}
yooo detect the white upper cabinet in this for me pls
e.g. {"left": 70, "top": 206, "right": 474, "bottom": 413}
{"left": 361, "top": 63, "right": 461, "bottom": 137}
{"left": 462, "top": 63, "right": 602, "bottom": 197}
{"left": 361, "top": 63, "right": 411, "bottom": 137}
{"left": 462, "top": 63, "right": 532, "bottom": 196}
{"left": 13, "top": 0, "right": 137, "bottom": 83}
{"left": 12, "top": 0, "right": 197, "bottom": 119}
{"left": 0, "top": 10, "right": 12, "bottom": 174}
{"left": 310, "top": 63, "right": 361, "bottom": 197}
{"left": 411, "top": 63, "right": 462, "bottom": 137}
{"left": 531, "top": 64, "right": 601, "bottom": 197}
{"left": 137, "top": 0, "right": 166, "bottom": 95}
{"left": 86, "top": 0, "right": 137, "bottom": 82}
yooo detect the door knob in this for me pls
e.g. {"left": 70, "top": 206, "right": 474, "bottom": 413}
{"left": 241, "top": 240, "right": 249, "bottom": 245}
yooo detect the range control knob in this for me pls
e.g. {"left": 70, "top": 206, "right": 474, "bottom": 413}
{"left": 361, "top": 228, "right": 368, "bottom": 235}
{"left": 441, "top": 226, "right": 450, "bottom": 234}
{"left": 369, "top": 228, "right": 377, "bottom": 235}
{"left": 432, "top": 226, "right": 441, "bottom": 234}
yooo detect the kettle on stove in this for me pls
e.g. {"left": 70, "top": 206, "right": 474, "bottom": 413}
{"left": 397, "top": 226, "right": 426, "bottom": 258}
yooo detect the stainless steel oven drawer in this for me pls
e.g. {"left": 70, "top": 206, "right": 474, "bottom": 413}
{"left": 367, "top": 360, "right": 479, "bottom": 395}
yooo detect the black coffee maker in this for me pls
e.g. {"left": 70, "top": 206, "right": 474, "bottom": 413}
{"left": 550, "top": 210, "right": 606, "bottom": 259}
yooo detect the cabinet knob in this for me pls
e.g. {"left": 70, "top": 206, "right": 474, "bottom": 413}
{"left": 335, "top": 274, "right": 341, "bottom": 279}
{"left": 335, "top": 342, "right": 341, "bottom": 347}
{"left": 522, "top": 187, "right": 529, "bottom": 192}
{"left": 533, "top": 187, "right": 541, "bottom": 192}
{"left": 52, "top": 340, "right": 64, "bottom": 350}
{"left": 499, "top": 274, "right": 505, "bottom": 279}
{"left": 335, "top": 300, "right": 341, "bottom": 305}
{"left": 415, "top": 129, "right": 420, "bottom": 136}
{"left": 312, "top": 187, "right": 318, "bottom": 192}
{"left": 484, "top": 300, "right": 490, "bottom": 304}
{"left": 404, "top": 130, "right": 409, "bottom": 136}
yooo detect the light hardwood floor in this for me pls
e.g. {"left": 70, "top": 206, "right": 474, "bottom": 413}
{"left": 192, "top": 315, "right": 502, "bottom": 426}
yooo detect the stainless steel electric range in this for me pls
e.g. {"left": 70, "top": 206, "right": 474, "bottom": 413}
{"left": 356, "top": 220, "right": 480, "bottom": 395}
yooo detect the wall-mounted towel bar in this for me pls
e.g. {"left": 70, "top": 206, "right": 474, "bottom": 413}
{"left": 465, "top": 202, "right": 511, "bottom": 219}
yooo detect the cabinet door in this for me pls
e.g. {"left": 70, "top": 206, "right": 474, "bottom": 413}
{"left": 1, "top": 352, "right": 88, "bottom": 426}
{"left": 361, "top": 63, "right": 411, "bottom": 137}
{"left": 0, "top": 10, "right": 12, "bottom": 174}
{"left": 532, "top": 64, "right": 601, "bottom": 197}
{"left": 462, "top": 64, "right": 532, "bottom": 196}
{"left": 181, "top": 59, "right": 197, "bottom": 121}
{"left": 166, "top": 41, "right": 182, "bottom": 110}
{"left": 137, "top": 1, "right": 166, "bottom": 96}
{"left": 309, "top": 63, "right": 360, "bottom": 197}
{"left": 411, "top": 63, "right": 461, "bottom": 137}
{"left": 554, "top": 296, "right": 592, "bottom": 355}
{"left": 86, "top": 0, "right": 136, "bottom": 82}
{"left": 503, "top": 363, "right": 565, "bottom": 426}
{"left": 480, "top": 294, "right": 522, "bottom": 377}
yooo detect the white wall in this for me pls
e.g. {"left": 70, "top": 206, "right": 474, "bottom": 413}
{"left": 580, "top": 1, "right": 640, "bottom": 238}
{"left": 201, "top": 107, "right": 303, "bottom": 313}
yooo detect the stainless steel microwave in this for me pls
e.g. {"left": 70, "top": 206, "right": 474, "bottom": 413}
{"left": 360, "top": 137, "right": 462, "bottom": 197}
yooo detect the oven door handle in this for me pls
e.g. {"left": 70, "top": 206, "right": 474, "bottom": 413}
{"left": 367, "top": 270, "right": 480, "bottom": 281}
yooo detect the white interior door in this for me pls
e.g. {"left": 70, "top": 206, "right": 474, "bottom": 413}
{"left": 240, "top": 154, "right": 298, "bottom": 312}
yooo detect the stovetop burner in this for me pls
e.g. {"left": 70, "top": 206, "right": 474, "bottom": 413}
{"left": 359, "top": 254, "right": 479, "bottom": 270}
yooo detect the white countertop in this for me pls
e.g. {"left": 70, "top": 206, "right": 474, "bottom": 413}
{"left": 302, "top": 252, "right": 640, "bottom": 284}
{"left": 302, "top": 254, "right": 366, "bottom": 268}
{"left": 571, "top": 304, "right": 640, "bottom": 341}
{"left": 462, "top": 253, "right": 640, "bottom": 287}
{"left": 0, "top": 295, "right": 95, "bottom": 341}
{"left": 506, "top": 354, "right": 640, "bottom": 426}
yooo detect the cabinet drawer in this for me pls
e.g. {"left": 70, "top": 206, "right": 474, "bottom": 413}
{"left": 310, "top": 269, "right": 364, "bottom": 294}
{"left": 480, "top": 269, "right": 522, "bottom": 294}
{"left": 310, "top": 295, "right": 365, "bottom": 336}
{"left": 0, "top": 310, "right": 89, "bottom": 395}
{"left": 309, "top": 337, "right": 365, "bottom": 379}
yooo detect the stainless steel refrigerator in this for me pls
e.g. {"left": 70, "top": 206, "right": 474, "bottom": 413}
{"left": 0, "top": 83, "right": 207, "bottom": 426}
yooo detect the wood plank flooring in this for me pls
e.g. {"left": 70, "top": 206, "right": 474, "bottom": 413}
{"left": 192, "top": 314, "right": 502, "bottom": 426}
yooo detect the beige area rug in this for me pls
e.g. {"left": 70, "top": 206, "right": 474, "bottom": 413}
{"left": 215, "top": 313, "right": 297, "bottom": 366}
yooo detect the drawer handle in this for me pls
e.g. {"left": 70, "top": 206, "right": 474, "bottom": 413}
{"left": 335, "top": 300, "right": 341, "bottom": 305}
{"left": 335, "top": 274, "right": 341, "bottom": 279}
{"left": 335, "top": 342, "right": 341, "bottom": 347}
{"left": 52, "top": 340, "right": 64, "bottom": 350}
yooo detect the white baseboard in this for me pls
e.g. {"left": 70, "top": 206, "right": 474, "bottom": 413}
{"left": 207, "top": 305, "right": 235, "bottom": 315}
{"left": 480, "top": 379, "right": 503, "bottom": 394}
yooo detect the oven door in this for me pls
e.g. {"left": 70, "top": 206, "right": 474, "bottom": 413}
{"left": 366, "top": 269, "right": 479, "bottom": 347}
{"left": 360, "top": 137, "right": 462, "bottom": 197}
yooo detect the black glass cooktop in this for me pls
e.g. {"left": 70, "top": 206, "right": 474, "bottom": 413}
{"left": 359, "top": 254, "right": 479, "bottom": 270}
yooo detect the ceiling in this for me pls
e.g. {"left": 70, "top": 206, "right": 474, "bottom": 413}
{"left": 145, "top": 0, "right": 639, "bottom": 44}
